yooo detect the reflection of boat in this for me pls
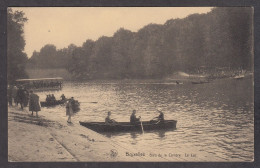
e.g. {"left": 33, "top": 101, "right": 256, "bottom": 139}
{"left": 40, "top": 100, "right": 66, "bottom": 107}
{"left": 79, "top": 120, "right": 177, "bottom": 133}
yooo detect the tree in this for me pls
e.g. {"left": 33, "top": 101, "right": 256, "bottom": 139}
{"left": 7, "top": 8, "right": 28, "bottom": 83}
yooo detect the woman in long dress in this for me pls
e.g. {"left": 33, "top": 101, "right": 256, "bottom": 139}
{"left": 29, "top": 90, "right": 41, "bottom": 117}
{"left": 66, "top": 98, "right": 74, "bottom": 123}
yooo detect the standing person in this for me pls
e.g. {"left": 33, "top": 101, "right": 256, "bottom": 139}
{"left": 12, "top": 86, "right": 18, "bottom": 106}
{"left": 23, "top": 88, "right": 29, "bottom": 107}
{"left": 66, "top": 99, "right": 74, "bottom": 123}
{"left": 17, "top": 86, "right": 25, "bottom": 110}
{"left": 130, "top": 110, "right": 141, "bottom": 124}
{"left": 29, "top": 90, "right": 41, "bottom": 117}
{"left": 7, "top": 85, "right": 13, "bottom": 106}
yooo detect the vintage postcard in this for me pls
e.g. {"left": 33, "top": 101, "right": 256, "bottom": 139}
{"left": 7, "top": 7, "right": 254, "bottom": 162}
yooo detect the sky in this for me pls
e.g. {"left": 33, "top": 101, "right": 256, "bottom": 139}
{"left": 11, "top": 7, "right": 213, "bottom": 58}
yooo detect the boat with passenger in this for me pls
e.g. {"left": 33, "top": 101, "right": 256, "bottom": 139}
{"left": 40, "top": 98, "right": 80, "bottom": 112}
{"left": 79, "top": 120, "right": 177, "bottom": 133}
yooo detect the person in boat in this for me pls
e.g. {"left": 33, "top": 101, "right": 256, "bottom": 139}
{"left": 60, "top": 94, "right": 66, "bottom": 101}
{"left": 105, "top": 111, "right": 117, "bottom": 124}
{"left": 156, "top": 110, "right": 164, "bottom": 122}
{"left": 151, "top": 109, "right": 165, "bottom": 123}
{"left": 46, "top": 95, "right": 50, "bottom": 102}
{"left": 66, "top": 98, "right": 74, "bottom": 123}
{"left": 51, "top": 94, "right": 56, "bottom": 101}
{"left": 48, "top": 94, "right": 56, "bottom": 103}
{"left": 29, "top": 90, "right": 41, "bottom": 117}
{"left": 130, "top": 110, "right": 141, "bottom": 124}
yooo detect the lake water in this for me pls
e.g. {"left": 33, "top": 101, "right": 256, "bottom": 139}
{"left": 37, "top": 77, "right": 254, "bottom": 161}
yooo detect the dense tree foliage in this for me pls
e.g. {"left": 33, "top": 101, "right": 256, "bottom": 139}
{"left": 28, "top": 7, "right": 253, "bottom": 80}
{"left": 7, "top": 8, "right": 28, "bottom": 83}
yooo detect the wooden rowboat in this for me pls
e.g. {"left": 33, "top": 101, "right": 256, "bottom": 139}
{"left": 40, "top": 100, "right": 80, "bottom": 112}
{"left": 40, "top": 100, "right": 65, "bottom": 107}
{"left": 79, "top": 120, "right": 177, "bottom": 133}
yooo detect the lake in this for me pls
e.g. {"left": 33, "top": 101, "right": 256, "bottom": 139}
{"left": 37, "top": 76, "right": 254, "bottom": 161}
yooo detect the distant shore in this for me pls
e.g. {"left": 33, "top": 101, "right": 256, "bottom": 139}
{"left": 25, "top": 67, "right": 253, "bottom": 82}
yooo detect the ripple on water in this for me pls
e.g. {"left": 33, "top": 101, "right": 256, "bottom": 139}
{"left": 37, "top": 78, "right": 253, "bottom": 161}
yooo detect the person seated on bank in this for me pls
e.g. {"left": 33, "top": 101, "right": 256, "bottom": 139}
{"left": 105, "top": 111, "right": 117, "bottom": 124}
{"left": 130, "top": 110, "right": 141, "bottom": 124}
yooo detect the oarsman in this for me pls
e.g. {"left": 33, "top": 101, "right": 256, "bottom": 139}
{"left": 29, "top": 90, "right": 41, "bottom": 117}
{"left": 130, "top": 110, "right": 141, "bottom": 125}
{"left": 154, "top": 109, "right": 165, "bottom": 123}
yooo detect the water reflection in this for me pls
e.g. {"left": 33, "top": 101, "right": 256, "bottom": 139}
{"left": 37, "top": 77, "right": 254, "bottom": 161}
{"left": 102, "top": 129, "right": 174, "bottom": 139}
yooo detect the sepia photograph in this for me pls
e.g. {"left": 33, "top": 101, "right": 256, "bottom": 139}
{"left": 7, "top": 7, "right": 254, "bottom": 162}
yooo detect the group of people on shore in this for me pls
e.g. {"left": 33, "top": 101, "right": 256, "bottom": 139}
{"left": 105, "top": 109, "right": 164, "bottom": 125}
{"left": 8, "top": 85, "right": 41, "bottom": 117}
{"left": 8, "top": 85, "right": 29, "bottom": 109}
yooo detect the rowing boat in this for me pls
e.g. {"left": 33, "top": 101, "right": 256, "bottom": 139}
{"left": 40, "top": 100, "right": 65, "bottom": 107}
{"left": 79, "top": 120, "right": 177, "bottom": 133}
{"left": 40, "top": 100, "right": 80, "bottom": 112}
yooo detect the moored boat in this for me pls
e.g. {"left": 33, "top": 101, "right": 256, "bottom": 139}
{"left": 79, "top": 120, "right": 177, "bottom": 133}
{"left": 234, "top": 74, "right": 245, "bottom": 79}
{"left": 40, "top": 100, "right": 66, "bottom": 107}
{"left": 40, "top": 99, "right": 80, "bottom": 112}
{"left": 191, "top": 81, "right": 209, "bottom": 84}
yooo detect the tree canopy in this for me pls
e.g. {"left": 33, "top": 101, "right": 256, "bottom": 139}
{"left": 7, "top": 8, "right": 28, "bottom": 83}
{"left": 28, "top": 7, "right": 253, "bottom": 80}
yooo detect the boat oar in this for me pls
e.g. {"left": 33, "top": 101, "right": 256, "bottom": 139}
{"left": 80, "top": 102, "right": 98, "bottom": 104}
{"left": 140, "top": 117, "right": 144, "bottom": 134}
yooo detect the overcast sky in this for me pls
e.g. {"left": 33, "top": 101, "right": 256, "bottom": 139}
{"left": 11, "top": 7, "right": 213, "bottom": 58}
